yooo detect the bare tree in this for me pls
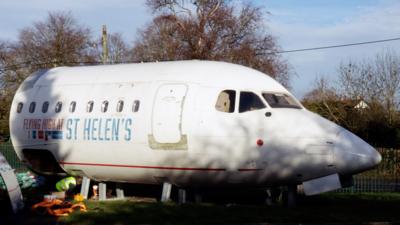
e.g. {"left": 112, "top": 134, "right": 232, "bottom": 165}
{"left": 0, "top": 42, "right": 7, "bottom": 63}
{"left": 132, "top": 0, "right": 289, "bottom": 86}
{"left": 303, "top": 76, "right": 347, "bottom": 124}
{"left": 15, "top": 11, "right": 95, "bottom": 70}
{"left": 375, "top": 50, "right": 400, "bottom": 116}
{"left": 0, "top": 12, "right": 97, "bottom": 137}
{"left": 339, "top": 50, "right": 400, "bottom": 124}
{"left": 107, "top": 33, "right": 130, "bottom": 64}
{"left": 0, "top": 41, "right": 28, "bottom": 92}
{"left": 0, "top": 11, "right": 97, "bottom": 99}
{"left": 338, "top": 60, "right": 378, "bottom": 101}
{"left": 0, "top": 41, "right": 22, "bottom": 137}
{"left": 95, "top": 32, "right": 130, "bottom": 64}
{"left": 303, "top": 76, "right": 338, "bottom": 102}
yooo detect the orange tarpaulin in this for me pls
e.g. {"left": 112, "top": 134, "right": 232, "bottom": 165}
{"left": 32, "top": 199, "right": 87, "bottom": 217}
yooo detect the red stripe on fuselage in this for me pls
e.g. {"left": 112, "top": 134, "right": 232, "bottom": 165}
{"left": 59, "top": 161, "right": 227, "bottom": 171}
{"left": 237, "top": 168, "right": 263, "bottom": 172}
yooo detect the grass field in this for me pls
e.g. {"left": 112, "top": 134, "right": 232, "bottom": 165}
{"left": 2, "top": 192, "right": 400, "bottom": 225}
{"left": 61, "top": 192, "right": 400, "bottom": 225}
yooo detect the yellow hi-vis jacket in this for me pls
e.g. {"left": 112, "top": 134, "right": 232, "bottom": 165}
{"left": 56, "top": 177, "right": 76, "bottom": 192}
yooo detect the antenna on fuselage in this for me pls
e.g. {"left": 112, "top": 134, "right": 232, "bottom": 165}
{"left": 102, "top": 25, "right": 108, "bottom": 65}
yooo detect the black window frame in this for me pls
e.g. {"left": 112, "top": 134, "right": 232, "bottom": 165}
{"left": 132, "top": 100, "right": 140, "bottom": 112}
{"left": 69, "top": 101, "right": 76, "bottom": 113}
{"left": 42, "top": 101, "right": 49, "bottom": 113}
{"left": 17, "top": 102, "right": 23, "bottom": 113}
{"left": 101, "top": 100, "right": 109, "bottom": 113}
{"left": 215, "top": 90, "right": 236, "bottom": 113}
{"left": 239, "top": 91, "right": 266, "bottom": 113}
{"left": 117, "top": 100, "right": 124, "bottom": 112}
{"left": 262, "top": 93, "right": 302, "bottom": 109}
{"left": 29, "top": 102, "right": 36, "bottom": 113}
{"left": 87, "top": 101, "right": 94, "bottom": 113}
{"left": 55, "top": 101, "right": 62, "bottom": 113}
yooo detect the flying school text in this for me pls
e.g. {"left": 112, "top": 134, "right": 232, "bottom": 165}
{"left": 23, "top": 118, "right": 133, "bottom": 141}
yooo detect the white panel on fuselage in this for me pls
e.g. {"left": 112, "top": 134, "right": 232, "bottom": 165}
{"left": 152, "top": 84, "right": 187, "bottom": 143}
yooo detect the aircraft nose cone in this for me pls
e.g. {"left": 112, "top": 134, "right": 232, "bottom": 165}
{"left": 334, "top": 130, "right": 381, "bottom": 174}
{"left": 371, "top": 148, "right": 382, "bottom": 165}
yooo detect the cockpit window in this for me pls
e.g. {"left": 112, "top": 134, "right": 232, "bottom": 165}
{"left": 239, "top": 92, "right": 266, "bottom": 113}
{"left": 215, "top": 90, "right": 236, "bottom": 113}
{"left": 262, "top": 93, "right": 302, "bottom": 109}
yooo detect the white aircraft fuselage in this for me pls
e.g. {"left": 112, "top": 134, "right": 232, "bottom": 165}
{"left": 9, "top": 61, "right": 381, "bottom": 195}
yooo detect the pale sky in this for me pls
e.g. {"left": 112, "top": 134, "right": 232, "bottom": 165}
{"left": 1, "top": 0, "right": 400, "bottom": 98}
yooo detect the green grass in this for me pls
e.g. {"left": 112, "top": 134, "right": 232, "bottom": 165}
{"left": 59, "top": 192, "right": 400, "bottom": 225}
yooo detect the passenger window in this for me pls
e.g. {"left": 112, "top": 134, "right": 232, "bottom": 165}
{"left": 239, "top": 92, "right": 266, "bottom": 113}
{"left": 117, "top": 100, "right": 124, "bottom": 112}
{"left": 29, "top": 102, "right": 36, "bottom": 113}
{"left": 69, "top": 101, "right": 76, "bottom": 113}
{"left": 262, "top": 93, "right": 302, "bottom": 109}
{"left": 42, "top": 101, "right": 49, "bottom": 113}
{"left": 17, "top": 102, "right": 23, "bottom": 113}
{"left": 215, "top": 90, "right": 236, "bottom": 113}
{"left": 55, "top": 102, "right": 62, "bottom": 113}
{"left": 101, "top": 101, "right": 109, "bottom": 113}
{"left": 132, "top": 100, "right": 140, "bottom": 112}
{"left": 87, "top": 101, "right": 94, "bottom": 113}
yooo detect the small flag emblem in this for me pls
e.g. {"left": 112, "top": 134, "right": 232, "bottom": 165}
{"left": 32, "top": 130, "right": 37, "bottom": 139}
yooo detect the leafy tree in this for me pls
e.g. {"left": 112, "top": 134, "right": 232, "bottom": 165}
{"left": 132, "top": 0, "right": 289, "bottom": 86}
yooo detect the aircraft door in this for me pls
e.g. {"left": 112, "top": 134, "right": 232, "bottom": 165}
{"left": 152, "top": 84, "right": 188, "bottom": 144}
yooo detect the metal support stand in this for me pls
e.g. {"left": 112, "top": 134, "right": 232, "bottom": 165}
{"left": 161, "top": 182, "right": 172, "bottom": 202}
{"left": 194, "top": 193, "right": 202, "bottom": 203}
{"left": 80, "top": 176, "right": 91, "bottom": 199}
{"left": 265, "top": 187, "right": 281, "bottom": 205}
{"left": 287, "top": 185, "right": 297, "bottom": 208}
{"left": 265, "top": 188, "right": 273, "bottom": 206}
{"left": 178, "top": 189, "right": 186, "bottom": 204}
{"left": 116, "top": 183, "right": 125, "bottom": 199}
{"left": 99, "top": 183, "right": 107, "bottom": 201}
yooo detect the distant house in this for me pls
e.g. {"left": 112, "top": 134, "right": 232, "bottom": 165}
{"left": 354, "top": 100, "right": 369, "bottom": 109}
